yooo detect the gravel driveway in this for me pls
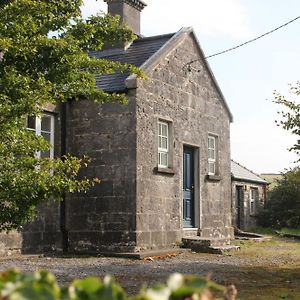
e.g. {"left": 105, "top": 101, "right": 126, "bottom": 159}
{"left": 1, "top": 241, "right": 299, "bottom": 297}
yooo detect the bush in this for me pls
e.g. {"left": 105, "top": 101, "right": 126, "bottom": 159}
{"left": 0, "top": 269, "right": 237, "bottom": 300}
{"left": 257, "top": 168, "right": 300, "bottom": 229}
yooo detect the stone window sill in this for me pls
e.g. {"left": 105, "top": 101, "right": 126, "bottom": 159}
{"left": 155, "top": 167, "right": 176, "bottom": 175}
{"left": 206, "top": 174, "right": 222, "bottom": 182}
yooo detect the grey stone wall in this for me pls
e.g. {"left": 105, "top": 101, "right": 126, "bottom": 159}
{"left": 0, "top": 231, "right": 22, "bottom": 255}
{"left": 231, "top": 180, "right": 266, "bottom": 230}
{"left": 22, "top": 202, "right": 63, "bottom": 253}
{"left": 65, "top": 91, "right": 138, "bottom": 253}
{"left": 135, "top": 32, "right": 233, "bottom": 250}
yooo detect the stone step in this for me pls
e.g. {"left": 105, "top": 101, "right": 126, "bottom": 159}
{"left": 182, "top": 237, "right": 231, "bottom": 248}
{"left": 182, "top": 228, "right": 199, "bottom": 238}
{"left": 182, "top": 237, "right": 236, "bottom": 254}
{"left": 208, "top": 245, "right": 240, "bottom": 255}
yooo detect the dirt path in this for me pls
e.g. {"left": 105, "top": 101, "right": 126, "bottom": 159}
{"left": 1, "top": 238, "right": 300, "bottom": 299}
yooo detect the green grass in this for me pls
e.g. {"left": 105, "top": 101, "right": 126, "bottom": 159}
{"left": 248, "top": 226, "right": 277, "bottom": 235}
{"left": 279, "top": 228, "right": 300, "bottom": 235}
{"left": 226, "top": 238, "right": 300, "bottom": 299}
{"left": 249, "top": 226, "right": 300, "bottom": 236}
{"left": 235, "top": 238, "right": 300, "bottom": 259}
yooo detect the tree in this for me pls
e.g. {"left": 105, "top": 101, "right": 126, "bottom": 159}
{"left": 0, "top": 0, "right": 141, "bottom": 231}
{"left": 273, "top": 82, "right": 300, "bottom": 159}
{"left": 258, "top": 168, "right": 300, "bottom": 229}
{"left": 258, "top": 83, "right": 300, "bottom": 229}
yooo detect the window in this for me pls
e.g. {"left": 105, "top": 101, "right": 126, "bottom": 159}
{"left": 158, "top": 121, "right": 169, "bottom": 168}
{"left": 250, "top": 188, "right": 258, "bottom": 215}
{"left": 208, "top": 135, "right": 217, "bottom": 175}
{"left": 27, "top": 114, "right": 55, "bottom": 158}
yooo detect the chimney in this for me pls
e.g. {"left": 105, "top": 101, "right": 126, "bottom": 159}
{"left": 104, "top": 0, "right": 147, "bottom": 36}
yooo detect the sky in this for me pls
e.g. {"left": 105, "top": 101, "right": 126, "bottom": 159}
{"left": 81, "top": 0, "right": 300, "bottom": 174}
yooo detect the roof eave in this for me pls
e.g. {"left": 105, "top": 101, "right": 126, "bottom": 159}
{"left": 231, "top": 175, "right": 268, "bottom": 185}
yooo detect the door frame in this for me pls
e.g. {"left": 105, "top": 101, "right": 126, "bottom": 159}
{"left": 182, "top": 145, "right": 200, "bottom": 229}
{"left": 235, "top": 185, "right": 243, "bottom": 229}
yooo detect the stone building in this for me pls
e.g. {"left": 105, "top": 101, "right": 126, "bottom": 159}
{"left": 231, "top": 160, "right": 268, "bottom": 231}
{"left": 1, "top": 0, "right": 234, "bottom": 254}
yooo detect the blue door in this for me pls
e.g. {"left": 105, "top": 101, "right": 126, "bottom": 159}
{"left": 236, "top": 186, "right": 243, "bottom": 228}
{"left": 183, "top": 146, "right": 195, "bottom": 228}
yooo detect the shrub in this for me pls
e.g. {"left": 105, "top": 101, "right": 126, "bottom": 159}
{"left": 257, "top": 168, "right": 300, "bottom": 229}
{"left": 0, "top": 269, "right": 237, "bottom": 300}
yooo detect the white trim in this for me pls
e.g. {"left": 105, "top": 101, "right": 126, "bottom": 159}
{"left": 250, "top": 187, "right": 258, "bottom": 215}
{"left": 158, "top": 120, "right": 169, "bottom": 168}
{"left": 27, "top": 114, "right": 55, "bottom": 159}
{"left": 208, "top": 135, "right": 216, "bottom": 175}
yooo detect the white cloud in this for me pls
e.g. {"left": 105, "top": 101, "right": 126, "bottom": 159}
{"left": 81, "top": 0, "right": 253, "bottom": 39}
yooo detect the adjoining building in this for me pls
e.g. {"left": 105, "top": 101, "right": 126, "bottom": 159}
{"left": 231, "top": 160, "right": 268, "bottom": 231}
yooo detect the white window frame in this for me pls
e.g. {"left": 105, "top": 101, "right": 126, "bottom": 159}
{"left": 208, "top": 135, "right": 216, "bottom": 175}
{"left": 250, "top": 188, "right": 258, "bottom": 215}
{"left": 27, "top": 114, "right": 55, "bottom": 159}
{"left": 158, "top": 121, "right": 169, "bottom": 168}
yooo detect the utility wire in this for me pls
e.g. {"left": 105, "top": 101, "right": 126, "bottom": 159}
{"left": 198, "top": 14, "right": 300, "bottom": 60}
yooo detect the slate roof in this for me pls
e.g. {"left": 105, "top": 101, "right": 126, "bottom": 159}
{"left": 89, "top": 27, "right": 233, "bottom": 122}
{"left": 231, "top": 160, "right": 268, "bottom": 184}
{"left": 89, "top": 33, "right": 175, "bottom": 92}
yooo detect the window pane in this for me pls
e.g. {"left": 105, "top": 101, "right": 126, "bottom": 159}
{"left": 27, "top": 116, "right": 36, "bottom": 130}
{"left": 212, "top": 138, "right": 215, "bottom": 148}
{"left": 41, "top": 150, "right": 50, "bottom": 158}
{"left": 209, "top": 149, "right": 215, "bottom": 160}
{"left": 41, "top": 115, "right": 51, "bottom": 132}
{"left": 159, "top": 123, "right": 162, "bottom": 135}
{"left": 158, "top": 136, "right": 162, "bottom": 148}
{"left": 160, "top": 152, "right": 168, "bottom": 167}
{"left": 208, "top": 138, "right": 211, "bottom": 148}
{"left": 209, "top": 162, "right": 215, "bottom": 175}
{"left": 161, "top": 137, "right": 168, "bottom": 149}
{"left": 161, "top": 124, "right": 168, "bottom": 137}
{"left": 41, "top": 132, "right": 51, "bottom": 143}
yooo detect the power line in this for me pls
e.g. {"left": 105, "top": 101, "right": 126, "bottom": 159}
{"left": 200, "top": 14, "right": 300, "bottom": 60}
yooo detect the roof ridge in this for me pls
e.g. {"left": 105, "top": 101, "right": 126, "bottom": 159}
{"left": 134, "top": 32, "right": 176, "bottom": 42}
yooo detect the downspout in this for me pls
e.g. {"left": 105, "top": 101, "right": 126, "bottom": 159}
{"left": 60, "top": 102, "right": 69, "bottom": 253}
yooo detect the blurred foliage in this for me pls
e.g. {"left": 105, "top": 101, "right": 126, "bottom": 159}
{"left": 0, "top": 269, "right": 237, "bottom": 300}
